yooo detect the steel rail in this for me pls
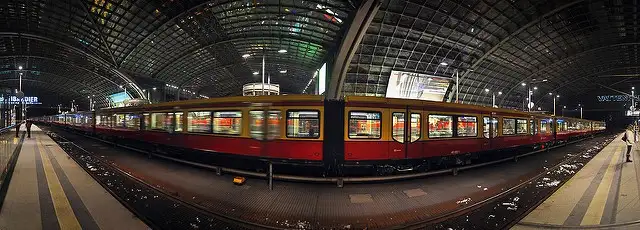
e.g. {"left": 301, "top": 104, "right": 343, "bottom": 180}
{"left": 49, "top": 124, "right": 602, "bottom": 184}
{"left": 48, "top": 131, "right": 279, "bottom": 230}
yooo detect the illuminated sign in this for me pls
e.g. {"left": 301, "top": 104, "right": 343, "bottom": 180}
{"left": 109, "top": 92, "right": 131, "bottom": 108}
{"left": 597, "top": 95, "right": 636, "bottom": 102}
{"left": 318, "top": 63, "right": 327, "bottom": 95}
{"left": 0, "top": 96, "right": 41, "bottom": 104}
{"left": 626, "top": 110, "right": 640, "bottom": 116}
{"left": 385, "top": 70, "right": 451, "bottom": 101}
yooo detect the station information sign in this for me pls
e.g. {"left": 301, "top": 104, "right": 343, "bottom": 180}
{"left": 0, "top": 96, "right": 41, "bottom": 104}
{"left": 385, "top": 70, "right": 451, "bottom": 101}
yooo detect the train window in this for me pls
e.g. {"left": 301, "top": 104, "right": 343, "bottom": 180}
{"left": 187, "top": 111, "right": 212, "bottom": 133}
{"left": 428, "top": 115, "right": 453, "bottom": 138}
{"left": 516, "top": 119, "right": 528, "bottom": 134}
{"left": 529, "top": 119, "right": 536, "bottom": 135}
{"left": 392, "top": 113, "right": 405, "bottom": 143}
{"left": 175, "top": 112, "right": 183, "bottom": 132}
{"left": 557, "top": 120, "right": 567, "bottom": 132}
{"left": 143, "top": 113, "right": 150, "bottom": 130}
{"left": 249, "top": 110, "right": 280, "bottom": 139}
{"left": 115, "top": 114, "right": 126, "bottom": 128}
{"left": 483, "top": 117, "right": 490, "bottom": 138}
{"left": 540, "top": 119, "right": 550, "bottom": 134}
{"left": 213, "top": 111, "right": 242, "bottom": 135}
{"left": 503, "top": 118, "right": 515, "bottom": 135}
{"left": 126, "top": 114, "right": 140, "bottom": 130}
{"left": 410, "top": 113, "right": 421, "bottom": 142}
{"left": 287, "top": 111, "right": 320, "bottom": 138}
{"left": 348, "top": 111, "right": 381, "bottom": 139}
{"left": 268, "top": 111, "right": 281, "bottom": 139}
{"left": 150, "top": 113, "right": 174, "bottom": 131}
{"left": 457, "top": 116, "right": 478, "bottom": 137}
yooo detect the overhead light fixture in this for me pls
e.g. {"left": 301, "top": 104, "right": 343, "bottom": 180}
{"left": 542, "top": 79, "right": 548, "bottom": 82}
{"left": 484, "top": 88, "right": 489, "bottom": 92}
{"left": 521, "top": 83, "right": 526, "bottom": 86}
{"left": 152, "top": 87, "right": 157, "bottom": 91}
{"left": 440, "top": 62, "right": 448, "bottom": 66}
{"left": 242, "top": 54, "right": 251, "bottom": 58}
{"left": 533, "top": 86, "right": 538, "bottom": 90}
{"left": 498, "top": 91, "right": 503, "bottom": 95}
{"left": 279, "top": 70, "right": 287, "bottom": 73}
{"left": 556, "top": 95, "right": 560, "bottom": 98}
{"left": 18, "top": 66, "right": 22, "bottom": 70}
{"left": 253, "top": 71, "right": 259, "bottom": 75}
{"left": 548, "top": 92, "right": 552, "bottom": 95}
{"left": 278, "top": 49, "right": 287, "bottom": 53}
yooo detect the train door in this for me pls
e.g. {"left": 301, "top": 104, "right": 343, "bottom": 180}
{"left": 407, "top": 110, "right": 422, "bottom": 159}
{"left": 482, "top": 114, "right": 497, "bottom": 151}
{"left": 389, "top": 109, "right": 406, "bottom": 159}
{"left": 390, "top": 108, "right": 422, "bottom": 160}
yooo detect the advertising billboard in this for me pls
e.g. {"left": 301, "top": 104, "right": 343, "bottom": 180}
{"left": 385, "top": 70, "right": 451, "bottom": 101}
{"left": 109, "top": 92, "right": 131, "bottom": 108}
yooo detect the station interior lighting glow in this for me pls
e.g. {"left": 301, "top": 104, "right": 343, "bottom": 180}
{"left": 279, "top": 70, "right": 287, "bottom": 73}
{"left": 18, "top": 66, "right": 22, "bottom": 70}
{"left": 439, "top": 62, "right": 448, "bottom": 66}
{"left": 484, "top": 88, "right": 489, "bottom": 92}
{"left": 521, "top": 82, "right": 526, "bottom": 86}
{"left": 549, "top": 92, "right": 552, "bottom": 95}
{"left": 498, "top": 91, "right": 503, "bottom": 95}
{"left": 533, "top": 86, "right": 538, "bottom": 90}
{"left": 242, "top": 54, "right": 251, "bottom": 58}
{"left": 253, "top": 71, "right": 259, "bottom": 75}
{"left": 278, "top": 49, "right": 287, "bottom": 53}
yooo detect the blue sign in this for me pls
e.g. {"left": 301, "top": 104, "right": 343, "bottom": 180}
{"left": 0, "top": 96, "right": 41, "bottom": 104}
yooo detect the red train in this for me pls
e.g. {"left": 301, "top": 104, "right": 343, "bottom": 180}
{"left": 37, "top": 95, "right": 605, "bottom": 176}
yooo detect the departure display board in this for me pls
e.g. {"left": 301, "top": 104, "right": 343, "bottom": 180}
{"left": 385, "top": 70, "right": 451, "bottom": 101}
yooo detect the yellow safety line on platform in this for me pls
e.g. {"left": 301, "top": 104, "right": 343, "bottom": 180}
{"left": 37, "top": 137, "right": 82, "bottom": 230}
{"left": 581, "top": 145, "right": 622, "bottom": 225}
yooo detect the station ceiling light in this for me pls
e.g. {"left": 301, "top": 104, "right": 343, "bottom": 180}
{"left": 18, "top": 66, "right": 22, "bottom": 70}
{"left": 521, "top": 82, "right": 526, "bottom": 86}
{"left": 253, "top": 71, "right": 259, "bottom": 75}
{"left": 556, "top": 95, "right": 560, "bottom": 98}
{"left": 484, "top": 88, "right": 489, "bottom": 92}
{"left": 278, "top": 49, "right": 287, "bottom": 53}
{"left": 498, "top": 91, "right": 503, "bottom": 95}
{"left": 242, "top": 54, "right": 251, "bottom": 58}
{"left": 279, "top": 70, "right": 287, "bottom": 73}
{"left": 548, "top": 92, "right": 552, "bottom": 95}
{"left": 533, "top": 86, "right": 538, "bottom": 90}
{"left": 439, "top": 62, "right": 448, "bottom": 66}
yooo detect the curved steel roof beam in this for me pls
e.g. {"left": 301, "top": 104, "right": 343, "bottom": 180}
{"left": 498, "top": 42, "right": 640, "bottom": 106}
{"left": 0, "top": 32, "right": 145, "bottom": 99}
{"left": 447, "top": 0, "right": 585, "bottom": 102}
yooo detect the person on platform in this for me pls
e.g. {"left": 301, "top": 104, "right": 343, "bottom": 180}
{"left": 25, "top": 119, "right": 33, "bottom": 138}
{"left": 14, "top": 120, "right": 20, "bottom": 138}
{"left": 624, "top": 129, "right": 633, "bottom": 163}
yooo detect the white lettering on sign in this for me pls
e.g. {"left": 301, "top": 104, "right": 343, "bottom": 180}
{"left": 0, "top": 96, "right": 41, "bottom": 104}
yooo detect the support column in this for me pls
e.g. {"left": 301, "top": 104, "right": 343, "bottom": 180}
{"left": 325, "top": 0, "right": 381, "bottom": 100}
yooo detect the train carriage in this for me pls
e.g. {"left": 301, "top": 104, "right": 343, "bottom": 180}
{"left": 37, "top": 95, "right": 606, "bottom": 176}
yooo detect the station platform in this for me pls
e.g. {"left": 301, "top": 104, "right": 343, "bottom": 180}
{"left": 0, "top": 125, "right": 148, "bottom": 230}
{"left": 514, "top": 132, "right": 640, "bottom": 229}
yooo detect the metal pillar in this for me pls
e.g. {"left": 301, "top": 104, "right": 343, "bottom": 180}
{"left": 553, "top": 97, "right": 556, "bottom": 116}
{"left": 580, "top": 106, "right": 583, "bottom": 119}
{"left": 325, "top": 0, "right": 381, "bottom": 100}
{"left": 262, "top": 54, "right": 265, "bottom": 95}
{"left": 492, "top": 93, "right": 495, "bottom": 107}
{"left": 528, "top": 88, "right": 532, "bottom": 112}
{"left": 455, "top": 70, "right": 459, "bottom": 103}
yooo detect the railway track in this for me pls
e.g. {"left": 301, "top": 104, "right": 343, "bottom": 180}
{"left": 42, "top": 125, "right": 617, "bottom": 229}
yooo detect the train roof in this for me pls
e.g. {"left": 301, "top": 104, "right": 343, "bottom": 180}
{"left": 93, "top": 95, "right": 603, "bottom": 123}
